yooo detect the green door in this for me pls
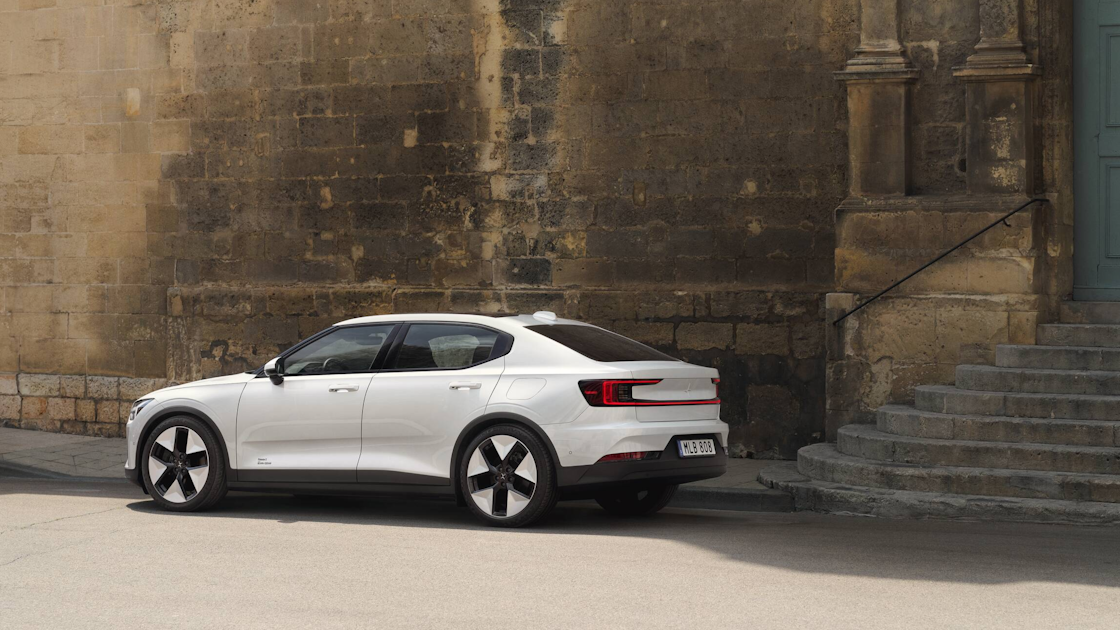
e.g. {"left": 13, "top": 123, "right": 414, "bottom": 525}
{"left": 1076, "top": 0, "right": 1120, "bottom": 300}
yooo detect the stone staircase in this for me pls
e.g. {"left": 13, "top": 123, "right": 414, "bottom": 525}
{"left": 760, "top": 302, "right": 1120, "bottom": 524}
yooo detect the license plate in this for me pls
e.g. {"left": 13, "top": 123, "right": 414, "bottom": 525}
{"left": 678, "top": 438, "right": 716, "bottom": 458}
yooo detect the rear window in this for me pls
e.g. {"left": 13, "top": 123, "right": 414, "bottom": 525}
{"left": 527, "top": 325, "right": 678, "bottom": 362}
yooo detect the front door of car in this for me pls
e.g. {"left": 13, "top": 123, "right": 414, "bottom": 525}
{"left": 236, "top": 324, "right": 398, "bottom": 482}
{"left": 358, "top": 323, "right": 507, "bottom": 484}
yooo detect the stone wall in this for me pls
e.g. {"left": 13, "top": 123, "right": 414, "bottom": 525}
{"left": 823, "top": 0, "right": 1075, "bottom": 434}
{"left": 0, "top": 0, "right": 858, "bottom": 458}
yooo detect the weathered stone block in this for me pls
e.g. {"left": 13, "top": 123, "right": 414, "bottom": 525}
{"left": 21, "top": 396, "right": 48, "bottom": 420}
{"left": 95, "top": 400, "right": 122, "bottom": 423}
{"left": 75, "top": 398, "right": 96, "bottom": 422}
{"left": 87, "top": 376, "right": 120, "bottom": 400}
{"left": 120, "top": 378, "right": 167, "bottom": 400}
{"left": 151, "top": 121, "right": 191, "bottom": 153}
{"left": 0, "top": 395, "right": 20, "bottom": 421}
{"left": 46, "top": 397, "right": 75, "bottom": 421}
{"left": 552, "top": 260, "right": 614, "bottom": 287}
{"left": 677, "top": 322, "right": 733, "bottom": 350}
{"left": 736, "top": 324, "right": 791, "bottom": 356}
{"left": 19, "top": 126, "right": 84, "bottom": 155}
{"left": 18, "top": 373, "right": 60, "bottom": 397}
{"left": 59, "top": 375, "right": 86, "bottom": 398}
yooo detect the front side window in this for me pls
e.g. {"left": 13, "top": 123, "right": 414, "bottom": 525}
{"left": 391, "top": 324, "right": 499, "bottom": 370}
{"left": 283, "top": 325, "right": 396, "bottom": 375}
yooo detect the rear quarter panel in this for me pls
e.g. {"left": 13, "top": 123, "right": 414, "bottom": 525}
{"left": 487, "top": 329, "right": 632, "bottom": 426}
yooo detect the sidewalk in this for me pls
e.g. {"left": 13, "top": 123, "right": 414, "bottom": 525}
{"left": 0, "top": 426, "right": 793, "bottom": 512}
{"left": 0, "top": 426, "right": 125, "bottom": 479}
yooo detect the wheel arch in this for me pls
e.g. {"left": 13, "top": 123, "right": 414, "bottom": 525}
{"left": 450, "top": 412, "right": 562, "bottom": 506}
{"left": 138, "top": 405, "right": 236, "bottom": 482}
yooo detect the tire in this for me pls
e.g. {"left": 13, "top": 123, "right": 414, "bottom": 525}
{"left": 141, "top": 415, "right": 227, "bottom": 512}
{"left": 459, "top": 424, "right": 557, "bottom": 528}
{"left": 595, "top": 484, "right": 678, "bottom": 517}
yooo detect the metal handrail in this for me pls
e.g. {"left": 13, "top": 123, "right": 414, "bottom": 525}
{"left": 832, "top": 197, "right": 1049, "bottom": 326}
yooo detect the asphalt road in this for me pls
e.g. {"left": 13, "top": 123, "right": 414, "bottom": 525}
{"left": 1, "top": 478, "right": 1118, "bottom": 630}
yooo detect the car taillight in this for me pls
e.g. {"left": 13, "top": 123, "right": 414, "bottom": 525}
{"left": 712, "top": 378, "right": 720, "bottom": 399}
{"left": 578, "top": 379, "right": 721, "bottom": 406}
{"left": 579, "top": 379, "right": 660, "bottom": 406}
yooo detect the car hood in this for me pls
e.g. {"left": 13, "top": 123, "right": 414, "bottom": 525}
{"left": 151, "top": 372, "right": 258, "bottom": 396}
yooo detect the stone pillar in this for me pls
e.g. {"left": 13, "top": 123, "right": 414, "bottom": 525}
{"left": 953, "top": 0, "right": 1040, "bottom": 194}
{"left": 835, "top": 0, "right": 919, "bottom": 197}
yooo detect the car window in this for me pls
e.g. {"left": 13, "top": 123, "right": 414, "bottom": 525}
{"left": 283, "top": 325, "right": 396, "bottom": 375}
{"left": 392, "top": 324, "right": 499, "bottom": 370}
{"left": 526, "top": 324, "right": 678, "bottom": 362}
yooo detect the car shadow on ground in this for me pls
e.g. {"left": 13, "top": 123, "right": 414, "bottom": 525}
{"left": 130, "top": 488, "right": 1120, "bottom": 589}
{"left": 5, "top": 476, "right": 1120, "bottom": 589}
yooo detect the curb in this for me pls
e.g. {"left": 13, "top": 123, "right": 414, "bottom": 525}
{"left": 672, "top": 484, "right": 795, "bottom": 513}
{"left": 0, "top": 459, "right": 129, "bottom": 483}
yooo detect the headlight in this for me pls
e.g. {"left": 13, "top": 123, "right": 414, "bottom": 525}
{"left": 128, "top": 398, "right": 154, "bottom": 422}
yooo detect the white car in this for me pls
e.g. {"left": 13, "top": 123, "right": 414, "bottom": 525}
{"left": 125, "top": 312, "right": 729, "bottom": 527}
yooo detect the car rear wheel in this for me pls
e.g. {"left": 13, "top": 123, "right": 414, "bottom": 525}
{"left": 142, "top": 416, "right": 227, "bottom": 512}
{"left": 595, "top": 484, "right": 678, "bottom": 517}
{"left": 460, "top": 424, "right": 557, "bottom": 528}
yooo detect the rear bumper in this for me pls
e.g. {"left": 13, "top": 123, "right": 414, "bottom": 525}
{"left": 557, "top": 434, "right": 727, "bottom": 495}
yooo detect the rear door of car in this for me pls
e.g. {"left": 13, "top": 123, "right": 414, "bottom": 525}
{"left": 357, "top": 322, "right": 510, "bottom": 484}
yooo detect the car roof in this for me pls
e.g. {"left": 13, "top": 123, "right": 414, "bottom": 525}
{"left": 333, "top": 312, "right": 592, "bottom": 329}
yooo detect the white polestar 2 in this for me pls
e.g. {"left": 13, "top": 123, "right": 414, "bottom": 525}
{"left": 125, "top": 312, "right": 729, "bottom": 527}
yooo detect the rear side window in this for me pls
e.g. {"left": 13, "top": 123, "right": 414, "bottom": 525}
{"left": 391, "top": 324, "right": 500, "bottom": 370}
{"left": 527, "top": 325, "right": 678, "bottom": 362}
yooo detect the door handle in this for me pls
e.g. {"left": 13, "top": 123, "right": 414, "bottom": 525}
{"left": 449, "top": 382, "right": 482, "bottom": 390}
{"left": 328, "top": 384, "right": 360, "bottom": 392}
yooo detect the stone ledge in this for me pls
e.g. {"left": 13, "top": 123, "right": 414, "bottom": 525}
{"left": 952, "top": 64, "right": 1042, "bottom": 82}
{"left": 836, "top": 194, "right": 1047, "bottom": 215}
{"left": 0, "top": 373, "right": 173, "bottom": 438}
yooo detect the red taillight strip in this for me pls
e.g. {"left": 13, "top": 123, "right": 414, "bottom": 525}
{"left": 579, "top": 379, "right": 721, "bottom": 407}
{"left": 597, "top": 451, "right": 659, "bottom": 462}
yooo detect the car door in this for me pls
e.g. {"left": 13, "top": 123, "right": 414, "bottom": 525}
{"left": 358, "top": 322, "right": 509, "bottom": 484}
{"left": 236, "top": 324, "right": 398, "bottom": 482}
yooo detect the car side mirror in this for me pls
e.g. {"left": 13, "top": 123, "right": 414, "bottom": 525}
{"left": 263, "top": 357, "right": 284, "bottom": 385}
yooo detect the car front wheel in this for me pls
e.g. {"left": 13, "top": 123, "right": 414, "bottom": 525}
{"left": 595, "top": 484, "right": 678, "bottom": 517}
{"left": 141, "top": 416, "right": 227, "bottom": 512}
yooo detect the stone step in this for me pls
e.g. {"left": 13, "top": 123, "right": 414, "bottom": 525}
{"left": 1061, "top": 301, "right": 1120, "bottom": 325}
{"left": 796, "top": 442, "right": 1120, "bottom": 503}
{"left": 876, "top": 405, "right": 1120, "bottom": 447}
{"left": 955, "top": 364, "right": 1120, "bottom": 396}
{"left": 915, "top": 384, "right": 1120, "bottom": 421}
{"left": 760, "top": 461, "right": 1120, "bottom": 525}
{"left": 838, "top": 424, "right": 1120, "bottom": 475}
{"left": 1038, "top": 324, "right": 1120, "bottom": 348}
{"left": 995, "top": 344, "right": 1120, "bottom": 371}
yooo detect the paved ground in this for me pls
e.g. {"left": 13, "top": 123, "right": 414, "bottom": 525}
{"left": 1, "top": 477, "right": 1117, "bottom": 630}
